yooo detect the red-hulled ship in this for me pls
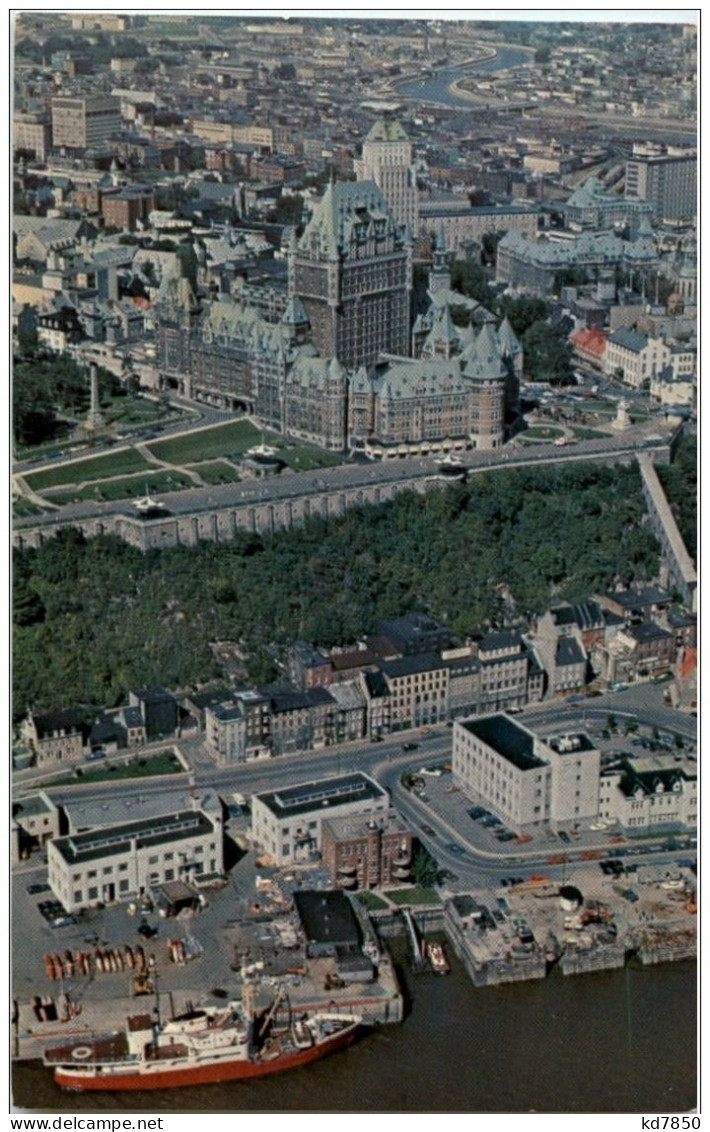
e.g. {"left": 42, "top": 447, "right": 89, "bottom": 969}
{"left": 43, "top": 989, "right": 361, "bottom": 1092}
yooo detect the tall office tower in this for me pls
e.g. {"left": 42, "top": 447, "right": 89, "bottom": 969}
{"left": 51, "top": 96, "right": 121, "bottom": 151}
{"left": 625, "top": 144, "right": 697, "bottom": 223}
{"left": 354, "top": 112, "right": 419, "bottom": 237}
{"left": 289, "top": 179, "right": 412, "bottom": 370}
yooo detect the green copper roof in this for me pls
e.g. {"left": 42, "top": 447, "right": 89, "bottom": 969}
{"left": 365, "top": 116, "right": 409, "bottom": 143}
{"left": 296, "top": 179, "right": 401, "bottom": 261}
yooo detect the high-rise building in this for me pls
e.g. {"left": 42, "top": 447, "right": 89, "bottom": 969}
{"left": 51, "top": 96, "right": 121, "bottom": 151}
{"left": 354, "top": 112, "right": 419, "bottom": 236}
{"left": 289, "top": 179, "right": 412, "bottom": 369}
{"left": 625, "top": 144, "right": 697, "bottom": 223}
{"left": 13, "top": 112, "right": 51, "bottom": 161}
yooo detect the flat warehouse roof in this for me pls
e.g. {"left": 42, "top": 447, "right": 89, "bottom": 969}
{"left": 51, "top": 811, "right": 214, "bottom": 866}
{"left": 294, "top": 890, "right": 361, "bottom": 946}
{"left": 257, "top": 772, "right": 387, "bottom": 819}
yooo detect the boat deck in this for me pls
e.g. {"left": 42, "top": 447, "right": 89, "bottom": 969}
{"left": 44, "top": 1033, "right": 131, "bottom": 1065}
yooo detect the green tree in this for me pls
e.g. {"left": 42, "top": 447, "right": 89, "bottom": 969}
{"left": 450, "top": 260, "right": 494, "bottom": 306}
{"left": 267, "top": 194, "right": 304, "bottom": 226}
{"left": 412, "top": 846, "right": 439, "bottom": 887}
{"left": 522, "top": 320, "right": 573, "bottom": 384}
{"left": 12, "top": 577, "right": 46, "bottom": 626}
{"left": 480, "top": 230, "right": 504, "bottom": 266}
{"left": 11, "top": 463, "right": 660, "bottom": 719}
{"left": 498, "top": 295, "right": 549, "bottom": 337}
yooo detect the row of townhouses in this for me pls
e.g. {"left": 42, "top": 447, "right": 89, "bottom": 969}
{"left": 17, "top": 590, "right": 694, "bottom": 772}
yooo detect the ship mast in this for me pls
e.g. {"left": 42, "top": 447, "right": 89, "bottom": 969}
{"left": 151, "top": 968, "right": 161, "bottom": 1049}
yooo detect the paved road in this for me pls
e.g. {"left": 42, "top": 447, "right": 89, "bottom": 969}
{"left": 17, "top": 688, "right": 695, "bottom": 891}
{"left": 13, "top": 422, "right": 675, "bottom": 533}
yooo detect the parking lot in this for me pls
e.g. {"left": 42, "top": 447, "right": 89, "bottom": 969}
{"left": 402, "top": 722, "right": 696, "bottom": 869}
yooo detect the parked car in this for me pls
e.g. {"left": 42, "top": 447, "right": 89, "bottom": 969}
{"left": 26, "top": 883, "right": 51, "bottom": 895}
{"left": 49, "top": 915, "right": 76, "bottom": 929}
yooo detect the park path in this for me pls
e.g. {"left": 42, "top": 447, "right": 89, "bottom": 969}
{"left": 134, "top": 442, "right": 205, "bottom": 485}
{"left": 13, "top": 473, "right": 60, "bottom": 511}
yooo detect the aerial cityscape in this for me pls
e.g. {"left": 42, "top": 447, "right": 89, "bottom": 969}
{"left": 11, "top": 11, "right": 697, "bottom": 1116}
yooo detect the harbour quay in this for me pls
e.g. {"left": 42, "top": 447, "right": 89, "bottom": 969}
{"left": 12, "top": 864, "right": 405, "bottom": 1065}
{"left": 442, "top": 863, "right": 696, "bottom": 988}
{"left": 13, "top": 958, "right": 404, "bottom": 1066}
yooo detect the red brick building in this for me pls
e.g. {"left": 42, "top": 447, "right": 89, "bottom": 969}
{"left": 101, "top": 188, "right": 155, "bottom": 231}
{"left": 321, "top": 811, "right": 412, "bottom": 890}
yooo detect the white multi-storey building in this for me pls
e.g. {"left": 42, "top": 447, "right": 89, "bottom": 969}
{"left": 452, "top": 714, "right": 600, "bottom": 830}
{"left": 599, "top": 753, "right": 697, "bottom": 831}
{"left": 251, "top": 772, "right": 389, "bottom": 866}
{"left": 51, "top": 96, "right": 121, "bottom": 151}
{"left": 625, "top": 144, "right": 697, "bottom": 223}
{"left": 47, "top": 809, "right": 223, "bottom": 912}
{"left": 354, "top": 113, "right": 419, "bottom": 236}
{"left": 603, "top": 328, "right": 670, "bottom": 389}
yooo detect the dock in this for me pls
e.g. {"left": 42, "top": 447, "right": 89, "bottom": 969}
{"left": 443, "top": 864, "right": 696, "bottom": 987}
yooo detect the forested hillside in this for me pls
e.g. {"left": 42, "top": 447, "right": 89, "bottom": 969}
{"left": 12, "top": 462, "right": 660, "bottom": 722}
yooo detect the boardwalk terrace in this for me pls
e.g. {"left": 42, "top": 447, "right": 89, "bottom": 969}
{"left": 251, "top": 773, "right": 389, "bottom": 866}
{"left": 452, "top": 714, "right": 600, "bottom": 831}
{"left": 47, "top": 810, "right": 223, "bottom": 913}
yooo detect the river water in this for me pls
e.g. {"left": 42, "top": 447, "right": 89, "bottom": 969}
{"left": 394, "top": 45, "right": 534, "bottom": 109}
{"left": 12, "top": 941, "right": 697, "bottom": 1114}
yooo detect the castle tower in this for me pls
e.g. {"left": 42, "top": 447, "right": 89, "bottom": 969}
{"left": 429, "top": 226, "right": 452, "bottom": 294}
{"left": 421, "top": 300, "right": 459, "bottom": 359}
{"left": 290, "top": 179, "right": 412, "bottom": 369}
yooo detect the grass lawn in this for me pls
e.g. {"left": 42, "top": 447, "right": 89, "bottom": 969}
{"left": 581, "top": 399, "right": 618, "bottom": 413}
{"left": 571, "top": 426, "right": 610, "bottom": 440}
{"left": 53, "top": 750, "right": 185, "bottom": 785}
{"left": 386, "top": 887, "right": 442, "bottom": 906}
{"left": 24, "top": 447, "right": 152, "bottom": 491}
{"left": 272, "top": 443, "right": 343, "bottom": 472}
{"left": 522, "top": 425, "right": 564, "bottom": 440}
{"left": 49, "top": 470, "right": 194, "bottom": 504}
{"left": 147, "top": 420, "right": 261, "bottom": 464}
{"left": 188, "top": 460, "right": 242, "bottom": 485}
{"left": 355, "top": 891, "right": 390, "bottom": 911}
{"left": 103, "top": 397, "right": 175, "bottom": 425}
{"left": 12, "top": 497, "right": 45, "bottom": 516}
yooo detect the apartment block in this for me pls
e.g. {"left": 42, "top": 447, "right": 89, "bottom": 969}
{"left": 51, "top": 96, "right": 121, "bottom": 151}
{"left": 452, "top": 714, "right": 600, "bottom": 830}
{"left": 321, "top": 811, "right": 412, "bottom": 890}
